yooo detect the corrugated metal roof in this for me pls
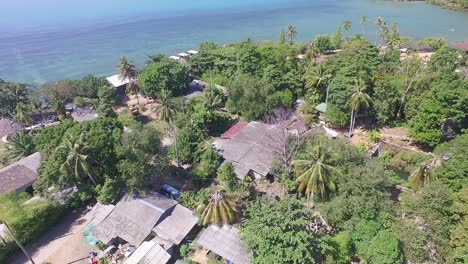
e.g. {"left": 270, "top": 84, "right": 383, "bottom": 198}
{"left": 124, "top": 241, "right": 171, "bottom": 264}
{"left": 0, "top": 118, "right": 23, "bottom": 138}
{"left": 197, "top": 225, "right": 251, "bottom": 264}
{"left": 153, "top": 204, "right": 198, "bottom": 245}
{"left": 0, "top": 152, "right": 41, "bottom": 194}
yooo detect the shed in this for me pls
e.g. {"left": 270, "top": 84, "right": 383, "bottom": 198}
{"left": 106, "top": 74, "right": 134, "bottom": 88}
{"left": 315, "top": 102, "right": 328, "bottom": 113}
{"left": 0, "top": 152, "right": 41, "bottom": 194}
{"left": 124, "top": 240, "right": 171, "bottom": 264}
{"left": 197, "top": 225, "right": 250, "bottom": 264}
{"left": 0, "top": 118, "right": 23, "bottom": 141}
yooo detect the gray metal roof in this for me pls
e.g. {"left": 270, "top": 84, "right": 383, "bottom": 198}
{"left": 92, "top": 193, "right": 196, "bottom": 247}
{"left": 0, "top": 118, "right": 23, "bottom": 138}
{"left": 0, "top": 152, "right": 41, "bottom": 194}
{"left": 214, "top": 122, "right": 286, "bottom": 178}
{"left": 197, "top": 225, "right": 251, "bottom": 264}
{"left": 153, "top": 204, "right": 198, "bottom": 245}
{"left": 123, "top": 240, "right": 171, "bottom": 264}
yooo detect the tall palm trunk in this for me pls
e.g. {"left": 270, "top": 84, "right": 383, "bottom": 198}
{"left": 396, "top": 65, "right": 422, "bottom": 119}
{"left": 348, "top": 110, "right": 354, "bottom": 139}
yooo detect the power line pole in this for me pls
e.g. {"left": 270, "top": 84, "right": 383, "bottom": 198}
{"left": 1, "top": 221, "right": 35, "bottom": 264}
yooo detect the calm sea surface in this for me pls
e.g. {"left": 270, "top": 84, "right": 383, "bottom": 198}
{"left": 1, "top": 0, "right": 467, "bottom": 85}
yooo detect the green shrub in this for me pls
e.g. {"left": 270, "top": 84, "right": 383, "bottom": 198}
{"left": 324, "top": 107, "right": 348, "bottom": 128}
{"left": 179, "top": 244, "right": 190, "bottom": 257}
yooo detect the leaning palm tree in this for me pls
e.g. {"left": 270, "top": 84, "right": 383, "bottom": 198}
{"left": 287, "top": 24, "right": 297, "bottom": 45}
{"left": 293, "top": 142, "right": 341, "bottom": 208}
{"left": 375, "top": 16, "right": 383, "bottom": 45}
{"left": 343, "top": 20, "right": 352, "bottom": 31}
{"left": 199, "top": 191, "right": 238, "bottom": 226}
{"left": 126, "top": 80, "right": 141, "bottom": 105}
{"left": 14, "top": 102, "right": 32, "bottom": 126}
{"left": 347, "top": 78, "right": 371, "bottom": 137}
{"left": 57, "top": 135, "right": 98, "bottom": 185}
{"left": 4, "top": 133, "right": 35, "bottom": 163}
{"left": 379, "top": 22, "right": 389, "bottom": 46}
{"left": 360, "top": 16, "right": 368, "bottom": 35}
{"left": 409, "top": 162, "right": 434, "bottom": 190}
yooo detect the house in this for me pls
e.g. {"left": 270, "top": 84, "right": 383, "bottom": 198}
{"left": 91, "top": 193, "right": 198, "bottom": 248}
{"left": 0, "top": 152, "right": 41, "bottom": 195}
{"left": 213, "top": 121, "right": 287, "bottom": 180}
{"left": 0, "top": 118, "right": 23, "bottom": 142}
{"left": 197, "top": 225, "right": 251, "bottom": 264}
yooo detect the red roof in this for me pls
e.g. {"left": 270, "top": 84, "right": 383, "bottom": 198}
{"left": 221, "top": 122, "right": 248, "bottom": 139}
{"left": 451, "top": 41, "right": 468, "bottom": 52}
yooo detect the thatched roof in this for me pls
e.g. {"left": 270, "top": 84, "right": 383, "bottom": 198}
{"left": 0, "top": 152, "right": 41, "bottom": 194}
{"left": 0, "top": 118, "right": 23, "bottom": 139}
{"left": 197, "top": 225, "right": 250, "bottom": 264}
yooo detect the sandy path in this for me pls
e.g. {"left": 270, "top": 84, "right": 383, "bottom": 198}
{"left": 11, "top": 206, "right": 102, "bottom": 264}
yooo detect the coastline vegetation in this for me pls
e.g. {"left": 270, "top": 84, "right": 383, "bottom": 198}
{"left": 0, "top": 15, "right": 467, "bottom": 264}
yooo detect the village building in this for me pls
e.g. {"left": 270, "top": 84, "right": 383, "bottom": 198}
{"left": 0, "top": 152, "right": 41, "bottom": 195}
{"left": 89, "top": 193, "right": 198, "bottom": 262}
{"left": 213, "top": 121, "right": 286, "bottom": 180}
{"left": 197, "top": 225, "right": 251, "bottom": 264}
{"left": 0, "top": 118, "right": 23, "bottom": 142}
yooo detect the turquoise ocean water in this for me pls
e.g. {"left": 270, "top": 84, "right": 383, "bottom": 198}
{"left": 1, "top": 0, "right": 467, "bottom": 85}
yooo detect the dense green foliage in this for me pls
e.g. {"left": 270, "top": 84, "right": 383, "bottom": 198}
{"left": 0, "top": 193, "right": 65, "bottom": 262}
{"left": 241, "top": 197, "right": 320, "bottom": 264}
{"left": 139, "top": 56, "right": 190, "bottom": 96}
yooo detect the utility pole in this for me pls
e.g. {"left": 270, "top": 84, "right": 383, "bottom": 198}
{"left": 1, "top": 221, "right": 35, "bottom": 264}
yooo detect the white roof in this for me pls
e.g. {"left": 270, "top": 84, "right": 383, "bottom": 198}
{"left": 169, "top": 56, "right": 180, "bottom": 60}
{"left": 106, "top": 74, "right": 134, "bottom": 88}
{"left": 323, "top": 126, "right": 339, "bottom": 138}
{"left": 124, "top": 241, "right": 171, "bottom": 264}
{"left": 187, "top": 50, "right": 198, "bottom": 54}
{"left": 178, "top": 53, "right": 188, "bottom": 57}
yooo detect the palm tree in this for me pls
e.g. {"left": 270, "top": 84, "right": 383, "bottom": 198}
{"left": 375, "top": 16, "right": 383, "bottom": 45}
{"left": 14, "top": 102, "right": 32, "bottom": 126}
{"left": 203, "top": 85, "right": 223, "bottom": 111}
{"left": 199, "top": 191, "right": 238, "bottom": 226}
{"left": 305, "top": 64, "right": 331, "bottom": 90}
{"left": 116, "top": 56, "right": 138, "bottom": 103}
{"left": 293, "top": 142, "right": 341, "bottom": 208}
{"left": 287, "top": 24, "right": 297, "bottom": 45}
{"left": 4, "top": 133, "right": 35, "bottom": 162}
{"left": 31, "top": 98, "right": 44, "bottom": 125}
{"left": 155, "top": 90, "right": 177, "bottom": 124}
{"left": 343, "top": 20, "right": 352, "bottom": 31}
{"left": 126, "top": 80, "right": 141, "bottom": 105}
{"left": 57, "top": 135, "right": 98, "bottom": 185}
{"left": 347, "top": 78, "right": 371, "bottom": 138}
{"left": 279, "top": 29, "right": 286, "bottom": 45}
{"left": 360, "top": 16, "right": 368, "bottom": 35}
{"left": 409, "top": 162, "right": 434, "bottom": 190}
{"left": 379, "top": 22, "right": 389, "bottom": 46}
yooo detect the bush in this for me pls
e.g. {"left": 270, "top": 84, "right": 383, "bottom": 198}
{"left": 324, "top": 107, "right": 348, "bottom": 128}
{"left": 179, "top": 244, "right": 190, "bottom": 257}
{"left": 0, "top": 192, "right": 65, "bottom": 262}
{"left": 368, "top": 130, "right": 381, "bottom": 143}
{"left": 192, "top": 148, "right": 221, "bottom": 182}
{"left": 217, "top": 162, "right": 237, "bottom": 190}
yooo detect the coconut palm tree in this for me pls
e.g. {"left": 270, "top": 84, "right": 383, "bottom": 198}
{"left": 155, "top": 90, "right": 177, "bottom": 124}
{"left": 305, "top": 64, "right": 332, "bottom": 90}
{"left": 287, "top": 24, "right": 297, "bottom": 45}
{"left": 203, "top": 85, "right": 223, "bottom": 111}
{"left": 5, "top": 133, "right": 35, "bottom": 162}
{"left": 293, "top": 142, "right": 341, "bottom": 208}
{"left": 375, "top": 16, "right": 383, "bottom": 45}
{"left": 14, "top": 102, "right": 32, "bottom": 126}
{"left": 57, "top": 135, "right": 98, "bottom": 185}
{"left": 117, "top": 56, "right": 138, "bottom": 104}
{"left": 379, "top": 22, "right": 389, "bottom": 46}
{"left": 199, "top": 191, "right": 238, "bottom": 226}
{"left": 409, "top": 162, "right": 434, "bottom": 190}
{"left": 343, "top": 20, "right": 352, "bottom": 31}
{"left": 31, "top": 98, "right": 44, "bottom": 125}
{"left": 360, "top": 16, "right": 368, "bottom": 35}
{"left": 347, "top": 78, "right": 371, "bottom": 137}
